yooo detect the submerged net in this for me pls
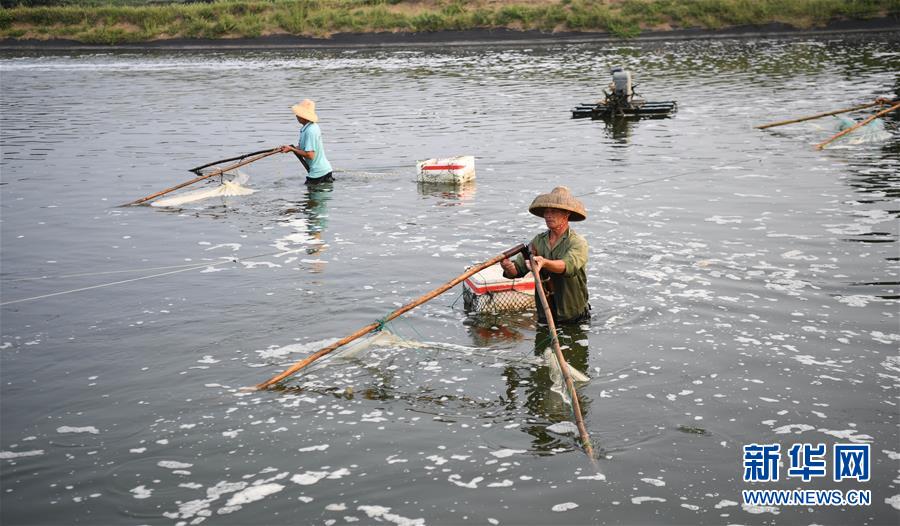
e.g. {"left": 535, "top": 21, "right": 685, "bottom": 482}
{"left": 152, "top": 171, "right": 256, "bottom": 207}
{"left": 830, "top": 115, "right": 893, "bottom": 145}
{"left": 541, "top": 347, "right": 590, "bottom": 406}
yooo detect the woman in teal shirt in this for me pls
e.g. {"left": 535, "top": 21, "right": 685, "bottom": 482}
{"left": 281, "top": 99, "right": 334, "bottom": 184}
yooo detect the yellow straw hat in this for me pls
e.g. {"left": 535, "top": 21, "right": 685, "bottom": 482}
{"left": 528, "top": 186, "right": 587, "bottom": 222}
{"left": 291, "top": 99, "right": 319, "bottom": 122}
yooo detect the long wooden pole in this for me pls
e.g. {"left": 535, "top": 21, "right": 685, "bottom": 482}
{"left": 255, "top": 243, "right": 528, "bottom": 390}
{"left": 755, "top": 99, "right": 892, "bottom": 130}
{"left": 189, "top": 147, "right": 279, "bottom": 174}
{"left": 120, "top": 148, "right": 282, "bottom": 206}
{"left": 815, "top": 102, "right": 900, "bottom": 150}
{"left": 527, "top": 250, "right": 594, "bottom": 459}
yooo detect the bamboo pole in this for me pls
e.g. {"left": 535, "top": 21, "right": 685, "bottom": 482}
{"left": 527, "top": 250, "right": 594, "bottom": 459}
{"left": 189, "top": 147, "right": 279, "bottom": 174}
{"left": 254, "top": 243, "right": 528, "bottom": 390}
{"left": 755, "top": 99, "right": 892, "bottom": 130}
{"left": 120, "top": 148, "right": 282, "bottom": 206}
{"left": 815, "top": 101, "right": 900, "bottom": 150}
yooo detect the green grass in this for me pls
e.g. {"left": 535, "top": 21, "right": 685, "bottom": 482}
{"left": 0, "top": 0, "right": 896, "bottom": 44}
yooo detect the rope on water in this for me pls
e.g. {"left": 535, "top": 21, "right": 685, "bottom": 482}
{"left": 0, "top": 248, "right": 300, "bottom": 307}
{"left": 448, "top": 288, "right": 464, "bottom": 309}
{"left": 575, "top": 156, "right": 762, "bottom": 197}
{"left": 0, "top": 263, "right": 219, "bottom": 306}
{"left": 1, "top": 262, "right": 216, "bottom": 283}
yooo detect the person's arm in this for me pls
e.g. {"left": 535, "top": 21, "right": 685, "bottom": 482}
{"left": 527, "top": 255, "right": 565, "bottom": 274}
{"left": 280, "top": 144, "right": 316, "bottom": 160}
{"left": 500, "top": 256, "right": 521, "bottom": 278}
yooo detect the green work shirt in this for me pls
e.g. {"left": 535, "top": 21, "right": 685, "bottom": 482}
{"left": 510, "top": 228, "right": 589, "bottom": 322}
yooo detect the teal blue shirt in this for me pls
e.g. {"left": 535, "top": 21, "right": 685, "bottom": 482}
{"left": 299, "top": 122, "right": 332, "bottom": 179}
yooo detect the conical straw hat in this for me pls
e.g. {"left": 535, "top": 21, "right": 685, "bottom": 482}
{"left": 528, "top": 186, "right": 586, "bottom": 221}
{"left": 291, "top": 99, "right": 319, "bottom": 122}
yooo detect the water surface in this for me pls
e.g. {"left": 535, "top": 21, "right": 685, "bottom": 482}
{"left": 2, "top": 34, "right": 899, "bottom": 525}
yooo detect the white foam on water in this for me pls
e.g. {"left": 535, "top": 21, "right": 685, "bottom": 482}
{"left": 357, "top": 505, "right": 425, "bottom": 526}
{"left": 641, "top": 478, "right": 666, "bottom": 487}
{"left": 825, "top": 223, "right": 871, "bottom": 235}
{"left": 714, "top": 499, "right": 738, "bottom": 508}
{"left": 130, "top": 485, "right": 152, "bottom": 499}
{"left": 222, "top": 483, "right": 284, "bottom": 508}
{"left": 551, "top": 502, "right": 578, "bottom": 512}
{"left": 781, "top": 250, "right": 817, "bottom": 261}
{"left": 447, "top": 474, "right": 483, "bottom": 488}
{"left": 680, "top": 503, "right": 700, "bottom": 511}
{"left": 0, "top": 449, "right": 44, "bottom": 459}
{"left": 772, "top": 424, "right": 815, "bottom": 434}
{"left": 164, "top": 480, "right": 248, "bottom": 521}
{"left": 818, "top": 428, "right": 872, "bottom": 443}
{"left": 632, "top": 496, "right": 666, "bottom": 504}
{"left": 885, "top": 495, "right": 900, "bottom": 510}
{"left": 487, "top": 479, "right": 514, "bottom": 488}
{"left": 577, "top": 473, "right": 606, "bottom": 481}
{"left": 291, "top": 468, "right": 351, "bottom": 486}
{"left": 298, "top": 444, "right": 329, "bottom": 452}
{"left": 742, "top": 503, "right": 780, "bottom": 514}
{"left": 57, "top": 426, "right": 99, "bottom": 434}
{"left": 490, "top": 449, "right": 525, "bottom": 459}
{"left": 837, "top": 295, "right": 875, "bottom": 307}
{"left": 705, "top": 215, "right": 742, "bottom": 224}
{"left": 426, "top": 455, "right": 447, "bottom": 466}
{"left": 257, "top": 339, "right": 340, "bottom": 361}
{"left": 242, "top": 261, "right": 280, "bottom": 269}
{"left": 873, "top": 332, "right": 900, "bottom": 345}
{"left": 158, "top": 460, "right": 193, "bottom": 469}
{"left": 792, "top": 355, "right": 842, "bottom": 369}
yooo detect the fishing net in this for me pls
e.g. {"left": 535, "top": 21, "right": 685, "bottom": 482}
{"left": 830, "top": 115, "right": 893, "bottom": 145}
{"left": 542, "top": 347, "right": 590, "bottom": 406}
{"left": 463, "top": 288, "right": 535, "bottom": 313}
{"left": 152, "top": 171, "right": 256, "bottom": 207}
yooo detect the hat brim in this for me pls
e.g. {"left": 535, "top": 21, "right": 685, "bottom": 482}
{"left": 291, "top": 106, "right": 318, "bottom": 123}
{"left": 529, "top": 205, "right": 586, "bottom": 222}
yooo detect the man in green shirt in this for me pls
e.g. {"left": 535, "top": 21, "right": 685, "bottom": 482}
{"left": 500, "top": 186, "right": 590, "bottom": 325}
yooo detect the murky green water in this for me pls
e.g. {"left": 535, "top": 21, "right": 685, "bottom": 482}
{"left": 2, "top": 34, "right": 899, "bottom": 525}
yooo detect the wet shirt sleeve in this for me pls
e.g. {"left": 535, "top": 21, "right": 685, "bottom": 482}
{"left": 560, "top": 233, "right": 588, "bottom": 277}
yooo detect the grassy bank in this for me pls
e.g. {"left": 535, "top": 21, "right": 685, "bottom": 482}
{"left": 0, "top": 0, "right": 897, "bottom": 45}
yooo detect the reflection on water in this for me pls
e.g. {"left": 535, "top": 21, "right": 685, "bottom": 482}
{"left": 463, "top": 311, "right": 530, "bottom": 348}
{"left": 416, "top": 180, "right": 476, "bottom": 206}
{"left": 301, "top": 182, "right": 332, "bottom": 273}
{"left": 502, "top": 323, "right": 592, "bottom": 452}
{"left": 465, "top": 310, "right": 593, "bottom": 452}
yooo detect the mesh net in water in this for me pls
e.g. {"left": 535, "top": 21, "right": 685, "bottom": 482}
{"left": 463, "top": 287, "right": 535, "bottom": 313}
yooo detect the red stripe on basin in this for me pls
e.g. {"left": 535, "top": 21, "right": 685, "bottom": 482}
{"left": 421, "top": 164, "right": 465, "bottom": 170}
